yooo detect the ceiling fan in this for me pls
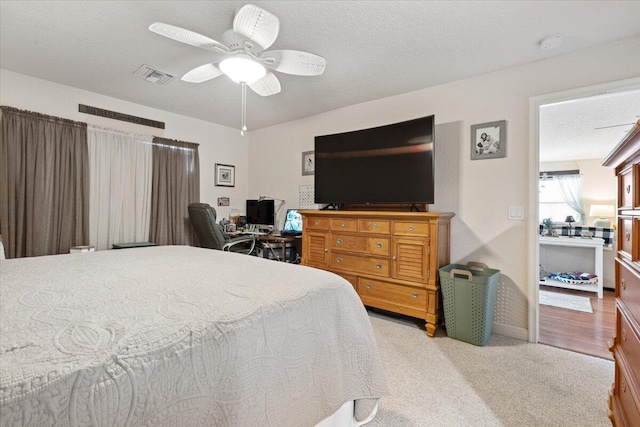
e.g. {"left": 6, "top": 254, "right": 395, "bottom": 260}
{"left": 149, "top": 4, "right": 326, "bottom": 134}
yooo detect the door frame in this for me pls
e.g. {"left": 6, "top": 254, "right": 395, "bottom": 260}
{"left": 527, "top": 76, "right": 640, "bottom": 343}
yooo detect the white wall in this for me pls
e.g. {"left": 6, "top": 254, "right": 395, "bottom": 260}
{"left": 248, "top": 35, "right": 640, "bottom": 338}
{"left": 0, "top": 69, "right": 249, "bottom": 220}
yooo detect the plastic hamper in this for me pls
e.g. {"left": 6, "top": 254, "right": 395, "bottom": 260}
{"left": 438, "top": 262, "right": 500, "bottom": 346}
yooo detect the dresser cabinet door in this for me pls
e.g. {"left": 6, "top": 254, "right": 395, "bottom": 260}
{"left": 392, "top": 238, "right": 429, "bottom": 282}
{"left": 304, "top": 231, "right": 328, "bottom": 267}
{"left": 619, "top": 216, "right": 634, "bottom": 262}
{"left": 620, "top": 165, "right": 635, "bottom": 210}
{"left": 618, "top": 259, "right": 640, "bottom": 322}
{"left": 615, "top": 363, "right": 640, "bottom": 427}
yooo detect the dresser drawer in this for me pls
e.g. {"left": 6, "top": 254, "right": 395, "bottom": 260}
{"left": 359, "top": 219, "right": 390, "bottom": 234}
{"left": 619, "top": 216, "right": 634, "bottom": 261}
{"left": 336, "top": 272, "right": 357, "bottom": 291}
{"left": 358, "top": 277, "right": 427, "bottom": 312}
{"left": 616, "top": 363, "right": 640, "bottom": 427}
{"left": 393, "top": 221, "right": 430, "bottom": 237}
{"left": 618, "top": 309, "right": 640, "bottom": 390}
{"left": 620, "top": 166, "right": 635, "bottom": 210}
{"left": 306, "top": 217, "right": 329, "bottom": 231}
{"left": 330, "top": 234, "right": 390, "bottom": 256}
{"left": 619, "top": 259, "right": 640, "bottom": 322}
{"left": 330, "top": 218, "right": 358, "bottom": 232}
{"left": 330, "top": 253, "right": 389, "bottom": 277}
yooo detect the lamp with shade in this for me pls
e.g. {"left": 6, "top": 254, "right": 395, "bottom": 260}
{"left": 565, "top": 215, "right": 576, "bottom": 237}
{"left": 589, "top": 204, "right": 615, "bottom": 228}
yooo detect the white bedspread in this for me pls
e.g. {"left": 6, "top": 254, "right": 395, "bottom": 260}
{"left": 0, "top": 246, "right": 388, "bottom": 426}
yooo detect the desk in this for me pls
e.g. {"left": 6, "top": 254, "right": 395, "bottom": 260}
{"left": 539, "top": 236, "right": 604, "bottom": 298}
{"left": 257, "top": 235, "right": 297, "bottom": 262}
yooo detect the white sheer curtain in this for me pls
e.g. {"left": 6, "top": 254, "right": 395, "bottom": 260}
{"left": 87, "top": 125, "right": 153, "bottom": 250}
{"left": 555, "top": 174, "right": 585, "bottom": 223}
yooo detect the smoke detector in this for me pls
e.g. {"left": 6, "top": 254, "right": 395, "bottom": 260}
{"left": 539, "top": 34, "right": 563, "bottom": 50}
{"left": 133, "top": 64, "right": 174, "bottom": 84}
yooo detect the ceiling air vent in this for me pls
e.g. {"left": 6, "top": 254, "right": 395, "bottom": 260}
{"left": 133, "top": 64, "right": 174, "bottom": 85}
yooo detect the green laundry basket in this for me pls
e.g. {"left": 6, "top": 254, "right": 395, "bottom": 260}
{"left": 439, "top": 262, "right": 500, "bottom": 346}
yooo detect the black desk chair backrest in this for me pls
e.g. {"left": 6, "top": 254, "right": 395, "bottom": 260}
{"left": 188, "top": 203, "right": 227, "bottom": 249}
{"left": 188, "top": 203, "right": 255, "bottom": 254}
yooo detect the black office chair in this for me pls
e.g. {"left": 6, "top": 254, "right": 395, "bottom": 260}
{"left": 188, "top": 203, "right": 256, "bottom": 254}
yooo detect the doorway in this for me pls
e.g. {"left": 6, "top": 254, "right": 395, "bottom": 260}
{"left": 528, "top": 77, "right": 640, "bottom": 358}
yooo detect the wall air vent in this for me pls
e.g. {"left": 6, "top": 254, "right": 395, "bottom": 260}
{"left": 133, "top": 64, "right": 174, "bottom": 84}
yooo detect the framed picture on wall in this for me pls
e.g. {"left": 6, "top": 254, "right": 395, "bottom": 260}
{"left": 470, "top": 120, "right": 507, "bottom": 160}
{"left": 302, "top": 151, "right": 315, "bottom": 176}
{"left": 215, "top": 163, "right": 235, "bottom": 187}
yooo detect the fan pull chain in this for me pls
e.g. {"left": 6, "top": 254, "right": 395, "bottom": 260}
{"left": 240, "top": 83, "right": 247, "bottom": 136}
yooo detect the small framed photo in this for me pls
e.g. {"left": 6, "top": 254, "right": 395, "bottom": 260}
{"left": 302, "top": 150, "right": 315, "bottom": 176}
{"left": 470, "top": 120, "right": 507, "bottom": 160}
{"left": 215, "top": 163, "right": 235, "bottom": 187}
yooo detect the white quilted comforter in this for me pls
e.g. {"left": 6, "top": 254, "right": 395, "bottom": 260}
{"left": 0, "top": 246, "right": 388, "bottom": 426}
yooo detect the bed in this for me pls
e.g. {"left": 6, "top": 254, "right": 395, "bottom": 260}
{"left": 0, "top": 246, "right": 388, "bottom": 426}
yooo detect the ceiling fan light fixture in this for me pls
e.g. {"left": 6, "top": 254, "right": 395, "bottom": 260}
{"left": 219, "top": 54, "right": 266, "bottom": 84}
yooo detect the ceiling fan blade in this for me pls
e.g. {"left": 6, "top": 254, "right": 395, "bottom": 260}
{"left": 233, "top": 4, "right": 279, "bottom": 50}
{"left": 181, "top": 63, "right": 223, "bottom": 83}
{"left": 248, "top": 72, "right": 281, "bottom": 97}
{"left": 149, "top": 22, "right": 229, "bottom": 53}
{"left": 262, "top": 50, "right": 326, "bottom": 76}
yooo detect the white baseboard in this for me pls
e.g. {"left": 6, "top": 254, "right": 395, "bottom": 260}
{"left": 492, "top": 322, "right": 529, "bottom": 341}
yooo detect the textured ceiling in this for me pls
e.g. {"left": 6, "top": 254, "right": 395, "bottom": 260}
{"left": 1, "top": 0, "right": 640, "bottom": 145}
{"left": 540, "top": 90, "right": 640, "bottom": 163}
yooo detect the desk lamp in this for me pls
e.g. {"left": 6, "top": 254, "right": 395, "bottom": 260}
{"left": 565, "top": 216, "right": 575, "bottom": 238}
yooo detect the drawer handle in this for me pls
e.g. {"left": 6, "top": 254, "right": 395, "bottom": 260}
{"left": 366, "top": 283, "right": 373, "bottom": 289}
{"left": 341, "top": 223, "right": 347, "bottom": 227}
{"left": 375, "top": 263, "right": 382, "bottom": 269}
{"left": 315, "top": 221, "right": 319, "bottom": 226}
{"left": 411, "top": 293, "right": 419, "bottom": 299}
{"left": 336, "top": 258, "right": 343, "bottom": 263}
{"left": 376, "top": 242, "right": 382, "bottom": 248}
{"left": 622, "top": 329, "right": 627, "bottom": 342}
{"left": 621, "top": 278, "right": 626, "bottom": 290}
{"left": 337, "top": 239, "right": 343, "bottom": 244}
{"left": 626, "top": 184, "right": 631, "bottom": 194}
{"left": 324, "top": 248, "right": 328, "bottom": 253}
{"left": 392, "top": 256, "right": 397, "bottom": 261}
{"left": 408, "top": 226, "right": 414, "bottom": 231}
{"left": 372, "top": 223, "right": 378, "bottom": 229}
{"left": 626, "top": 232, "right": 631, "bottom": 241}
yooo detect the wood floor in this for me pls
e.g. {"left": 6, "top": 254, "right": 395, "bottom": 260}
{"left": 539, "top": 285, "right": 616, "bottom": 360}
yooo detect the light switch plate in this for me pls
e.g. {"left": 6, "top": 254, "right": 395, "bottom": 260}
{"left": 508, "top": 205, "right": 525, "bottom": 220}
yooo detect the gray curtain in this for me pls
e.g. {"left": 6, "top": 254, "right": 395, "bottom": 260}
{"left": 0, "top": 106, "right": 89, "bottom": 258}
{"left": 149, "top": 137, "right": 200, "bottom": 246}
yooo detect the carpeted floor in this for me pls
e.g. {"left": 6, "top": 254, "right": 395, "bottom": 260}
{"left": 366, "top": 310, "right": 614, "bottom": 427}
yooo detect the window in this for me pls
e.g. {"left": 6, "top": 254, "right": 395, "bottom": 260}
{"left": 539, "top": 171, "right": 583, "bottom": 223}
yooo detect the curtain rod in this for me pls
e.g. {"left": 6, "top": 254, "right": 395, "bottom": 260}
{"left": 539, "top": 169, "right": 580, "bottom": 178}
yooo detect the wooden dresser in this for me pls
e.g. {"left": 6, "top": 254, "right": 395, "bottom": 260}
{"left": 300, "top": 210, "right": 453, "bottom": 336}
{"left": 602, "top": 119, "right": 640, "bottom": 426}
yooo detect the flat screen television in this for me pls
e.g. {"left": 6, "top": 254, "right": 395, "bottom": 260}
{"left": 246, "top": 199, "right": 275, "bottom": 226}
{"left": 314, "top": 115, "right": 435, "bottom": 205}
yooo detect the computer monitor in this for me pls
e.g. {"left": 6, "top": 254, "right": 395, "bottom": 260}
{"left": 282, "top": 209, "right": 303, "bottom": 233}
{"left": 246, "top": 199, "right": 275, "bottom": 226}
